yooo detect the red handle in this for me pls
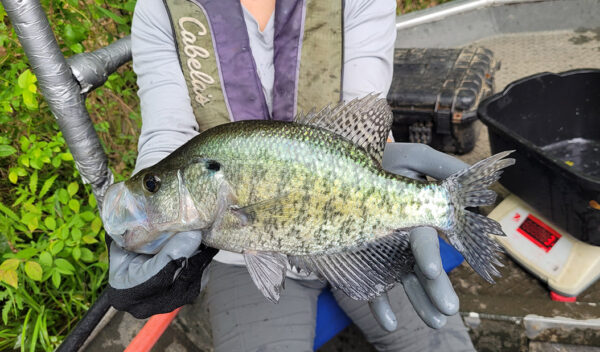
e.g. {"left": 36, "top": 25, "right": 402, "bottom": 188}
{"left": 124, "top": 307, "right": 181, "bottom": 352}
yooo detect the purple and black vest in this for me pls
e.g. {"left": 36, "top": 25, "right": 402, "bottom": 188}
{"left": 163, "top": 0, "right": 343, "bottom": 132}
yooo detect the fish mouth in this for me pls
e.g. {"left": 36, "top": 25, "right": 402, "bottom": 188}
{"left": 101, "top": 182, "right": 151, "bottom": 247}
{"left": 101, "top": 176, "right": 207, "bottom": 254}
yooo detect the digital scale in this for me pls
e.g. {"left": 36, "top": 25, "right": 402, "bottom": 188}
{"left": 489, "top": 194, "right": 600, "bottom": 301}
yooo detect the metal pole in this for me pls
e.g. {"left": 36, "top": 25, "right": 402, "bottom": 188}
{"left": 67, "top": 36, "right": 132, "bottom": 95}
{"left": 2, "top": 0, "right": 114, "bottom": 209}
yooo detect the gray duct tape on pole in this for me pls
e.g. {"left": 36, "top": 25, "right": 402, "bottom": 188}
{"left": 67, "top": 36, "right": 132, "bottom": 95}
{"left": 2, "top": 0, "right": 115, "bottom": 210}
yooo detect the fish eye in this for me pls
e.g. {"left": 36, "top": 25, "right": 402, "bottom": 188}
{"left": 205, "top": 160, "right": 221, "bottom": 172}
{"left": 143, "top": 174, "right": 161, "bottom": 193}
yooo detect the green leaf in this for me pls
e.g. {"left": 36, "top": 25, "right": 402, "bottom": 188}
{"left": 91, "top": 217, "right": 103, "bottom": 235}
{"left": 19, "top": 154, "right": 29, "bottom": 167}
{"left": 30, "top": 309, "right": 43, "bottom": 352}
{"left": 59, "top": 226, "right": 69, "bottom": 240}
{"left": 63, "top": 24, "right": 87, "bottom": 44}
{"left": 17, "top": 69, "right": 36, "bottom": 89}
{"left": 124, "top": 0, "right": 136, "bottom": 13}
{"left": 2, "top": 301, "right": 10, "bottom": 326}
{"left": 0, "top": 258, "right": 20, "bottom": 271}
{"left": 24, "top": 261, "right": 42, "bottom": 281}
{"left": 71, "top": 228, "right": 82, "bottom": 242}
{"left": 88, "top": 193, "right": 97, "bottom": 208}
{"left": 67, "top": 182, "right": 79, "bottom": 196}
{"left": 80, "top": 211, "right": 96, "bottom": 222}
{"left": 79, "top": 248, "right": 95, "bottom": 262}
{"left": 69, "top": 43, "right": 84, "bottom": 53}
{"left": 0, "top": 144, "right": 16, "bottom": 157}
{"left": 51, "top": 155, "right": 62, "bottom": 168}
{"left": 72, "top": 247, "right": 81, "bottom": 261}
{"left": 54, "top": 258, "right": 74, "bottom": 274}
{"left": 22, "top": 90, "right": 38, "bottom": 110}
{"left": 8, "top": 168, "right": 17, "bottom": 184}
{"left": 0, "top": 269, "right": 18, "bottom": 288}
{"left": 23, "top": 202, "right": 41, "bottom": 215}
{"left": 15, "top": 247, "right": 37, "bottom": 259}
{"left": 19, "top": 135, "right": 30, "bottom": 152}
{"left": 29, "top": 170, "right": 38, "bottom": 194}
{"left": 58, "top": 189, "right": 69, "bottom": 204}
{"left": 49, "top": 241, "right": 64, "bottom": 255}
{"left": 44, "top": 217, "right": 56, "bottom": 230}
{"left": 69, "top": 199, "right": 80, "bottom": 213}
{"left": 82, "top": 235, "right": 98, "bottom": 244}
{"left": 38, "top": 252, "right": 52, "bottom": 267}
{"left": 94, "top": 5, "right": 127, "bottom": 24}
{"left": 21, "top": 213, "right": 39, "bottom": 232}
{"left": 29, "top": 155, "right": 42, "bottom": 169}
{"left": 39, "top": 175, "right": 58, "bottom": 198}
{"left": 51, "top": 271, "right": 61, "bottom": 288}
{"left": 0, "top": 201, "right": 19, "bottom": 222}
{"left": 61, "top": 152, "right": 73, "bottom": 161}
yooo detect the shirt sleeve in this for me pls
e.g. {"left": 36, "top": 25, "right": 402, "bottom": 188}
{"left": 342, "top": 0, "right": 397, "bottom": 101}
{"left": 131, "top": 0, "right": 199, "bottom": 175}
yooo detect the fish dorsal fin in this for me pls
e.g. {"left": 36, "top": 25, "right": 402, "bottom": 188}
{"left": 294, "top": 94, "right": 393, "bottom": 163}
{"left": 244, "top": 251, "right": 288, "bottom": 303}
{"left": 288, "top": 230, "right": 413, "bottom": 301}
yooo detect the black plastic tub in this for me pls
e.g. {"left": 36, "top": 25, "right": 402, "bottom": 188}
{"left": 478, "top": 69, "right": 600, "bottom": 245}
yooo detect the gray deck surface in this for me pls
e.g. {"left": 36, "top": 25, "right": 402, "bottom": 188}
{"left": 84, "top": 28, "right": 600, "bottom": 352}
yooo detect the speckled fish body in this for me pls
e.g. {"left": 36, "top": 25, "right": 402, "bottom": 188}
{"left": 181, "top": 120, "right": 450, "bottom": 254}
{"left": 102, "top": 96, "right": 514, "bottom": 302}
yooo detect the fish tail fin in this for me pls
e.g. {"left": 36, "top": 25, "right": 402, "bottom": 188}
{"left": 442, "top": 151, "right": 515, "bottom": 283}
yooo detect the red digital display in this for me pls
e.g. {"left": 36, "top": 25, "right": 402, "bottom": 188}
{"left": 517, "top": 214, "right": 561, "bottom": 252}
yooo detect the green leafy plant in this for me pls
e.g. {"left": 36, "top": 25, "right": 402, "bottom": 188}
{"left": 0, "top": 0, "right": 139, "bottom": 349}
{"left": 0, "top": 131, "right": 110, "bottom": 351}
{"left": 397, "top": 0, "right": 454, "bottom": 14}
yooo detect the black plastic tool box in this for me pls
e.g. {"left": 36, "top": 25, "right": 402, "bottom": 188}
{"left": 479, "top": 69, "right": 600, "bottom": 245}
{"left": 387, "top": 47, "right": 497, "bottom": 154}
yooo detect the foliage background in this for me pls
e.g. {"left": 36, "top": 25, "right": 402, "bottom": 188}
{"left": 0, "top": 0, "right": 451, "bottom": 350}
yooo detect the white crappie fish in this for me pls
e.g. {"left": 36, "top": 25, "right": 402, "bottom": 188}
{"left": 102, "top": 95, "right": 514, "bottom": 302}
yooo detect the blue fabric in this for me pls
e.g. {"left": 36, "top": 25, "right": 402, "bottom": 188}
{"left": 313, "top": 236, "right": 464, "bottom": 350}
{"left": 438, "top": 235, "right": 464, "bottom": 273}
{"left": 313, "top": 288, "right": 352, "bottom": 350}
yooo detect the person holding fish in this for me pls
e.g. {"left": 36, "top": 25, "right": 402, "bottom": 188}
{"left": 102, "top": 0, "right": 512, "bottom": 350}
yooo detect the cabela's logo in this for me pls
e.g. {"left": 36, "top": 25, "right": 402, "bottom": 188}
{"left": 178, "top": 17, "right": 215, "bottom": 106}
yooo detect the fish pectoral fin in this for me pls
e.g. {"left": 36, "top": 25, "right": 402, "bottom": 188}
{"left": 229, "top": 192, "right": 302, "bottom": 226}
{"left": 244, "top": 251, "right": 288, "bottom": 303}
{"left": 288, "top": 230, "right": 413, "bottom": 301}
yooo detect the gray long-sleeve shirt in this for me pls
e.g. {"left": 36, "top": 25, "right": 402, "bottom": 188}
{"left": 131, "top": 0, "right": 397, "bottom": 269}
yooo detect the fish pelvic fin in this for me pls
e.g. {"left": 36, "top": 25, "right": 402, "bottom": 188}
{"left": 294, "top": 94, "right": 393, "bottom": 163}
{"left": 442, "top": 151, "right": 516, "bottom": 283}
{"left": 244, "top": 251, "right": 288, "bottom": 303}
{"left": 289, "top": 230, "right": 413, "bottom": 301}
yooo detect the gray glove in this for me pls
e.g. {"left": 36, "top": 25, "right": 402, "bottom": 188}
{"left": 108, "top": 230, "right": 203, "bottom": 289}
{"left": 371, "top": 143, "right": 469, "bottom": 331}
{"left": 106, "top": 230, "right": 218, "bottom": 318}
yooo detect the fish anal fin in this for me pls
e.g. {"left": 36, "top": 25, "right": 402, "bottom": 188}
{"left": 289, "top": 230, "right": 413, "bottom": 301}
{"left": 294, "top": 94, "right": 393, "bottom": 163}
{"left": 244, "top": 251, "right": 288, "bottom": 303}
